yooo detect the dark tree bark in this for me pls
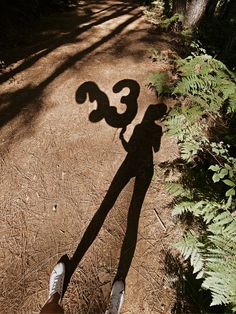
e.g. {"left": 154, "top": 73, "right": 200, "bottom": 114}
{"left": 185, "top": 0, "right": 210, "bottom": 28}
{"left": 163, "top": 0, "right": 171, "bottom": 16}
{"left": 205, "top": 0, "right": 219, "bottom": 17}
{"left": 221, "top": 1, "right": 236, "bottom": 60}
{"left": 219, "top": 0, "right": 235, "bottom": 20}
{"left": 173, "top": 0, "right": 187, "bottom": 15}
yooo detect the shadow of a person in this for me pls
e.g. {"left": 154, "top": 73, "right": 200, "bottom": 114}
{"left": 63, "top": 103, "right": 167, "bottom": 294}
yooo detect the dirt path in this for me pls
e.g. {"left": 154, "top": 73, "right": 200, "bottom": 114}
{"left": 0, "top": 1, "right": 180, "bottom": 313}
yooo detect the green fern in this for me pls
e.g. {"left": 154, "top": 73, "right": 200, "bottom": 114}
{"left": 160, "top": 13, "right": 184, "bottom": 31}
{"left": 171, "top": 194, "right": 236, "bottom": 307}
{"left": 174, "top": 54, "right": 236, "bottom": 116}
{"left": 174, "top": 231, "right": 205, "bottom": 276}
{"left": 163, "top": 55, "right": 236, "bottom": 161}
{"left": 165, "top": 106, "right": 208, "bottom": 161}
{"left": 166, "top": 181, "right": 188, "bottom": 197}
{"left": 175, "top": 220, "right": 236, "bottom": 307}
{"left": 173, "top": 74, "right": 217, "bottom": 95}
{"left": 150, "top": 52, "right": 236, "bottom": 311}
{"left": 172, "top": 200, "right": 199, "bottom": 216}
{"left": 202, "top": 267, "right": 236, "bottom": 306}
{"left": 208, "top": 210, "right": 236, "bottom": 237}
{"left": 149, "top": 72, "right": 172, "bottom": 94}
{"left": 228, "top": 94, "right": 236, "bottom": 113}
{"left": 203, "top": 231, "right": 236, "bottom": 307}
{"left": 178, "top": 55, "right": 228, "bottom": 75}
{"left": 172, "top": 199, "right": 223, "bottom": 224}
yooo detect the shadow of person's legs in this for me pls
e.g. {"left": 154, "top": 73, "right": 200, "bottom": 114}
{"left": 115, "top": 167, "right": 153, "bottom": 283}
{"left": 64, "top": 161, "right": 133, "bottom": 291}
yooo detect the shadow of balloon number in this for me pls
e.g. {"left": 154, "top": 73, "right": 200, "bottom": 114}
{"left": 75, "top": 79, "right": 140, "bottom": 128}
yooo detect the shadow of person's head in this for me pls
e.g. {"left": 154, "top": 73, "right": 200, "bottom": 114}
{"left": 142, "top": 103, "right": 167, "bottom": 122}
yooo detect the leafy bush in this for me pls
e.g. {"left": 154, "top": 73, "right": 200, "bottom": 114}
{"left": 150, "top": 51, "right": 236, "bottom": 311}
{"left": 150, "top": 52, "right": 236, "bottom": 162}
{"left": 144, "top": 1, "right": 184, "bottom": 31}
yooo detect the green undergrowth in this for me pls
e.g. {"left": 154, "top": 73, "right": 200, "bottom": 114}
{"left": 150, "top": 48, "right": 236, "bottom": 312}
{"left": 144, "top": 1, "right": 185, "bottom": 33}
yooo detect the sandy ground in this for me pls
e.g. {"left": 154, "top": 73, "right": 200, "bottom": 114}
{"left": 0, "top": 1, "right": 181, "bottom": 313}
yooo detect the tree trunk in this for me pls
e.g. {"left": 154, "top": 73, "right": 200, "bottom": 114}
{"left": 172, "top": 0, "right": 187, "bottom": 15}
{"left": 206, "top": 0, "right": 219, "bottom": 17}
{"left": 185, "top": 0, "right": 210, "bottom": 28}
{"left": 221, "top": 1, "right": 236, "bottom": 62}
{"left": 163, "top": 0, "right": 171, "bottom": 16}
{"left": 219, "top": 0, "right": 235, "bottom": 20}
{"left": 223, "top": 27, "right": 236, "bottom": 57}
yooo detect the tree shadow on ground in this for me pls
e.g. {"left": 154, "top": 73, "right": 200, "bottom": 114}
{"left": 0, "top": 0, "right": 178, "bottom": 156}
{"left": 0, "top": 1, "right": 138, "bottom": 83}
{"left": 94, "top": 17, "right": 184, "bottom": 62}
{"left": 164, "top": 251, "right": 225, "bottom": 314}
{"left": 59, "top": 81, "right": 167, "bottom": 304}
{"left": 0, "top": 84, "right": 42, "bottom": 129}
{"left": 0, "top": 6, "right": 142, "bottom": 154}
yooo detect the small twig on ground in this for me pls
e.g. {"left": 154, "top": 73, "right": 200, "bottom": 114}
{"left": 154, "top": 208, "right": 167, "bottom": 232}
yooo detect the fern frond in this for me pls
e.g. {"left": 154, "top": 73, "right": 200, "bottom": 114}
{"left": 174, "top": 54, "right": 236, "bottom": 116}
{"left": 180, "top": 140, "right": 203, "bottom": 161}
{"left": 227, "top": 93, "right": 236, "bottom": 113}
{"left": 208, "top": 210, "right": 236, "bottom": 237}
{"left": 172, "top": 200, "right": 196, "bottom": 216}
{"left": 165, "top": 181, "right": 189, "bottom": 198}
{"left": 174, "top": 231, "right": 205, "bottom": 276}
{"left": 149, "top": 72, "right": 173, "bottom": 94}
{"left": 172, "top": 199, "right": 223, "bottom": 223}
{"left": 203, "top": 262, "right": 236, "bottom": 306}
{"left": 151, "top": 53, "right": 236, "bottom": 311}
{"left": 173, "top": 74, "right": 217, "bottom": 96}
{"left": 177, "top": 54, "right": 228, "bottom": 77}
{"left": 202, "top": 272, "right": 231, "bottom": 306}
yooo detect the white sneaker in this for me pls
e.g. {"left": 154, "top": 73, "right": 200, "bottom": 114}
{"left": 105, "top": 280, "right": 125, "bottom": 314}
{"left": 48, "top": 262, "right": 65, "bottom": 304}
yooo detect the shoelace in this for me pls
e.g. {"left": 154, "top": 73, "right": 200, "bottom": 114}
{"left": 51, "top": 273, "right": 64, "bottom": 294}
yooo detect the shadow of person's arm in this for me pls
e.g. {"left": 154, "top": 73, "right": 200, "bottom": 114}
{"left": 119, "top": 126, "right": 129, "bottom": 152}
{"left": 153, "top": 126, "right": 163, "bottom": 153}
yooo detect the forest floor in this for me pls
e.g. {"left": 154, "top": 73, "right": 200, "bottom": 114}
{"left": 0, "top": 1, "right": 185, "bottom": 313}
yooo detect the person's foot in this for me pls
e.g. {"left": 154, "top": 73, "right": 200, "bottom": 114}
{"left": 105, "top": 280, "right": 125, "bottom": 314}
{"left": 48, "top": 262, "right": 65, "bottom": 304}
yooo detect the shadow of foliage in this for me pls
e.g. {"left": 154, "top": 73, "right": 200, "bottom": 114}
{"left": 164, "top": 251, "right": 225, "bottom": 314}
